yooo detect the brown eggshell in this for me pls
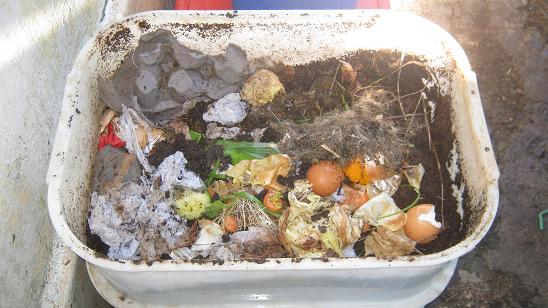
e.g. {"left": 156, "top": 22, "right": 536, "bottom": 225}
{"left": 364, "top": 160, "right": 385, "bottom": 183}
{"left": 306, "top": 161, "right": 344, "bottom": 196}
{"left": 340, "top": 61, "right": 356, "bottom": 86}
{"left": 341, "top": 185, "right": 369, "bottom": 212}
{"left": 404, "top": 204, "right": 441, "bottom": 244}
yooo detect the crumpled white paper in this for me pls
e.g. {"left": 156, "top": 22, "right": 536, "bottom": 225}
{"left": 152, "top": 151, "right": 205, "bottom": 191}
{"left": 202, "top": 93, "right": 247, "bottom": 126}
{"left": 88, "top": 183, "right": 189, "bottom": 260}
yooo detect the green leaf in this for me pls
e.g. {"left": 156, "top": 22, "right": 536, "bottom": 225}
{"left": 205, "top": 159, "right": 227, "bottom": 186}
{"left": 189, "top": 130, "right": 203, "bottom": 142}
{"left": 205, "top": 195, "right": 237, "bottom": 219}
{"left": 216, "top": 140, "right": 279, "bottom": 164}
{"left": 341, "top": 93, "right": 349, "bottom": 111}
{"left": 295, "top": 117, "right": 310, "bottom": 124}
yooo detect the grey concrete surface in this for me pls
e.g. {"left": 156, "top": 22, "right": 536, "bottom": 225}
{"left": 0, "top": 0, "right": 104, "bottom": 307}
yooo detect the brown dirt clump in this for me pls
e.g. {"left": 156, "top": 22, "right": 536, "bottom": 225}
{"left": 147, "top": 136, "right": 228, "bottom": 179}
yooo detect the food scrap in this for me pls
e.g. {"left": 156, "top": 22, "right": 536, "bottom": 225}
{"left": 89, "top": 29, "right": 452, "bottom": 263}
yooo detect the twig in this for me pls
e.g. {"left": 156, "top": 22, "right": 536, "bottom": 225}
{"left": 394, "top": 86, "right": 428, "bottom": 101}
{"left": 268, "top": 106, "right": 292, "bottom": 127}
{"left": 403, "top": 94, "right": 423, "bottom": 139}
{"left": 384, "top": 112, "right": 430, "bottom": 119}
{"left": 396, "top": 52, "right": 405, "bottom": 115}
{"left": 320, "top": 144, "right": 341, "bottom": 159}
{"left": 268, "top": 107, "right": 281, "bottom": 122}
{"left": 334, "top": 80, "right": 346, "bottom": 92}
{"left": 432, "top": 146, "right": 445, "bottom": 226}
{"left": 422, "top": 99, "right": 433, "bottom": 150}
{"left": 359, "top": 60, "right": 427, "bottom": 89}
{"left": 328, "top": 62, "right": 341, "bottom": 97}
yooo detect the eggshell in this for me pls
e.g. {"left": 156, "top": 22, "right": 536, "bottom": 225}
{"left": 341, "top": 185, "right": 369, "bottom": 212}
{"left": 344, "top": 158, "right": 363, "bottom": 183}
{"left": 344, "top": 157, "right": 385, "bottom": 185}
{"left": 364, "top": 160, "right": 385, "bottom": 183}
{"left": 306, "top": 161, "right": 344, "bottom": 196}
{"left": 404, "top": 204, "right": 441, "bottom": 244}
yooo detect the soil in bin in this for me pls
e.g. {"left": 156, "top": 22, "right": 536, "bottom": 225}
{"left": 89, "top": 49, "right": 467, "bottom": 257}
{"left": 241, "top": 50, "right": 467, "bottom": 255}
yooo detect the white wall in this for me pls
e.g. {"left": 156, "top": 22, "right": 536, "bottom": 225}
{"left": 0, "top": 0, "right": 103, "bottom": 306}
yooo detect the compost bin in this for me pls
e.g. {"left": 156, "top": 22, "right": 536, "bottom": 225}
{"left": 47, "top": 10, "right": 499, "bottom": 306}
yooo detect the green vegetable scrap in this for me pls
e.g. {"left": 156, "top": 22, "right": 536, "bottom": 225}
{"left": 205, "top": 159, "right": 227, "bottom": 186}
{"left": 205, "top": 194, "right": 238, "bottom": 219}
{"left": 173, "top": 191, "right": 211, "bottom": 220}
{"left": 189, "top": 130, "right": 203, "bottom": 142}
{"left": 216, "top": 140, "right": 279, "bottom": 164}
{"left": 341, "top": 93, "right": 349, "bottom": 111}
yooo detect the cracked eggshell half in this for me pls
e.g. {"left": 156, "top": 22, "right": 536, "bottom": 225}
{"left": 404, "top": 204, "right": 441, "bottom": 244}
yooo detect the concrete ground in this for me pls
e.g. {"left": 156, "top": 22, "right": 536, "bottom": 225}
{"left": 73, "top": 1, "right": 547, "bottom": 306}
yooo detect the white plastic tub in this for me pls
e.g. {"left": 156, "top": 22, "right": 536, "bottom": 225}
{"left": 47, "top": 10, "right": 499, "bottom": 307}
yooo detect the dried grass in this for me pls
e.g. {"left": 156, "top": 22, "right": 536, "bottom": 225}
{"left": 272, "top": 88, "right": 411, "bottom": 166}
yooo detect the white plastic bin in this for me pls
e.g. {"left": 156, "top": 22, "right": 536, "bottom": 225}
{"left": 47, "top": 10, "right": 499, "bottom": 307}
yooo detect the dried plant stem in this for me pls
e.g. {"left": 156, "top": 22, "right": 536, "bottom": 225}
{"left": 416, "top": 96, "right": 444, "bottom": 225}
{"left": 352, "top": 85, "right": 427, "bottom": 107}
{"left": 396, "top": 52, "right": 405, "bottom": 115}
{"left": 360, "top": 60, "right": 427, "bottom": 89}
{"left": 320, "top": 144, "right": 341, "bottom": 158}
{"left": 432, "top": 145, "right": 445, "bottom": 227}
{"left": 404, "top": 94, "right": 423, "bottom": 139}
{"left": 221, "top": 199, "right": 277, "bottom": 231}
{"left": 422, "top": 99, "right": 433, "bottom": 150}
{"left": 384, "top": 112, "right": 430, "bottom": 120}
{"left": 328, "top": 62, "right": 341, "bottom": 97}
